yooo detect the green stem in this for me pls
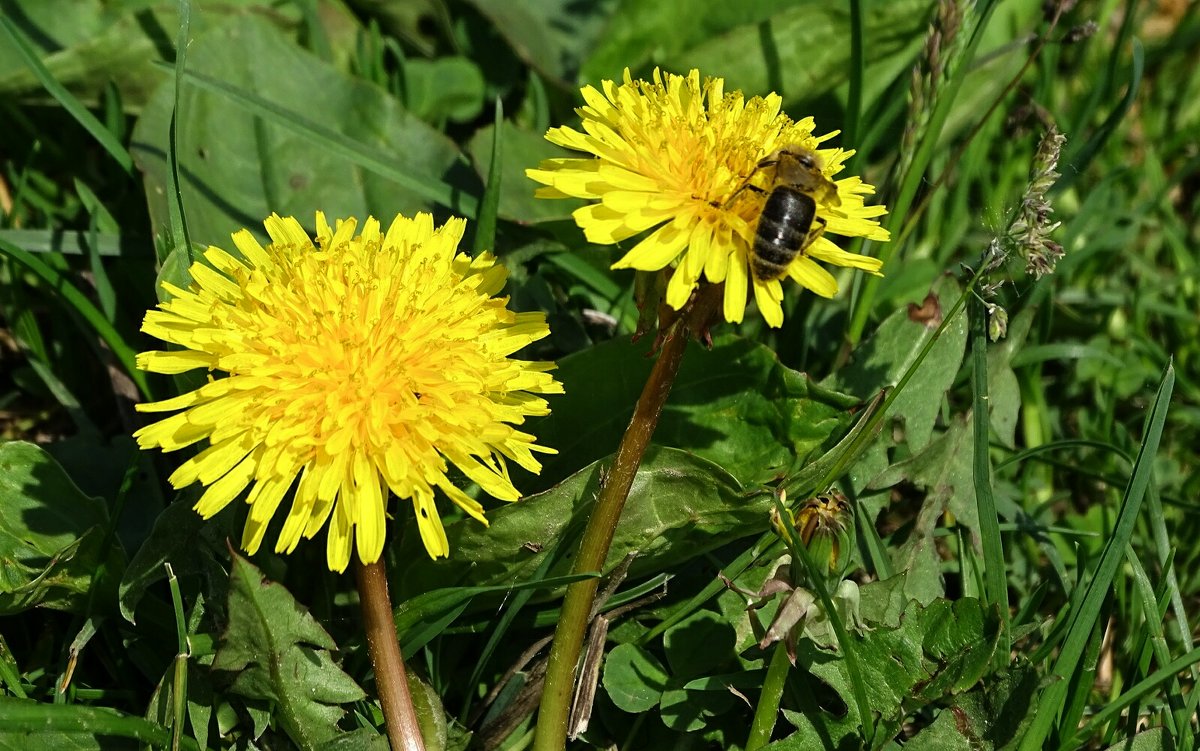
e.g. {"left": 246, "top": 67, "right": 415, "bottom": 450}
{"left": 746, "top": 642, "right": 791, "bottom": 750}
{"left": 356, "top": 558, "right": 425, "bottom": 751}
{"left": 534, "top": 285, "right": 722, "bottom": 751}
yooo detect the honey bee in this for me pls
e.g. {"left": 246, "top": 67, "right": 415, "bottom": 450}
{"left": 726, "top": 146, "right": 840, "bottom": 282}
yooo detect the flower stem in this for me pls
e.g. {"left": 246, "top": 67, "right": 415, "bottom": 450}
{"left": 356, "top": 558, "right": 426, "bottom": 751}
{"left": 533, "top": 284, "right": 722, "bottom": 751}
{"left": 746, "top": 642, "right": 791, "bottom": 750}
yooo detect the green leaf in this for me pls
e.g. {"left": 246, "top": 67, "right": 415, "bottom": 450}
{"left": 130, "top": 15, "right": 472, "bottom": 250}
{"left": 582, "top": 0, "right": 930, "bottom": 109}
{"left": 663, "top": 610, "right": 738, "bottom": 681}
{"left": 869, "top": 415, "right": 979, "bottom": 604}
{"left": 0, "top": 441, "right": 122, "bottom": 615}
{"left": 213, "top": 554, "right": 365, "bottom": 748}
{"left": 394, "top": 572, "right": 596, "bottom": 655}
{"left": 118, "top": 497, "right": 224, "bottom": 623}
{"left": 947, "top": 663, "right": 1041, "bottom": 750}
{"left": 602, "top": 643, "right": 670, "bottom": 713}
{"left": 831, "top": 275, "right": 968, "bottom": 452}
{"left": 393, "top": 447, "right": 768, "bottom": 601}
{"left": 314, "top": 729, "right": 391, "bottom": 751}
{"left": 986, "top": 306, "right": 1035, "bottom": 448}
{"left": 0, "top": 697, "right": 199, "bottom": 750}
{"left": 466, "top": 122, "right": 586, "bottom": 224}
{"left": 777, "top": 597, "right": 1002, "bottom": 744}
{"left": 902, "top": 708, "right": 976, "bottom": 750}
{"left": 916, "top": 599, "right": 1004, "bottom": 700}
{"left": 1100, "top": 727, "right": 1175, "bottom": 751}
{"left": 658, "top": 686, "right": 733, "bottom": 732}
{"left": 463, "top": 0, "right": 618, "bottom": 85}
{"left": 403, "top": 56, "right": 485, "bottom": 124}
{"left": 525, "top": 334, "right": 858, "bottom": 492}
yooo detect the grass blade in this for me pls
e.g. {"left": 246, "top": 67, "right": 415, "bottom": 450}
{"left": 971, "top": 297, "right": 1009, "bottom": 643}
{"left": 0, "top": 237, "right": 150, "bottom": 399}
{"left": 473, "top": 97, "right": 503, "bottom": 254}
{"left": 1018, "top": 361, "right": 1175, "bottom": 750}
{"left": 0, "top": 16, "right": 134, "bottom": 174}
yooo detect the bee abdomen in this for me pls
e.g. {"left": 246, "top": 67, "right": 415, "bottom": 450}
{"left": 751, "top": 186, "right": 816, "bottom": 281}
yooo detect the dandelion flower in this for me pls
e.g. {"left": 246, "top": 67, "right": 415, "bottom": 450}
{"left": 134, "top": 212, "right": 561, "bottom": 572}
{"left": 527, "top": 68, "right": 890, "bottom": 327}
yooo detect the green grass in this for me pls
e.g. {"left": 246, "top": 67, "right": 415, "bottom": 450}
{"left": 1, "top": 1, "right": 1198, "bottom": 749}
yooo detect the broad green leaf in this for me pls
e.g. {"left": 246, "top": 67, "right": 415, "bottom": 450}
{"left": 916, "top": 599, "right": 1005, "bottom": 700}
{"left": 394, "top": 572, "right": 596, "bottom": 655}
{"left": 948, "top": 664, "right": 1041, "bottom": 750}
{"left": 408, "top": 672, "right": 448, "bottom": 751}
{"left": 524, "top": 334, "right": 858, "bottom": 492}
{"left": 314, "top": 729, "right": 391, "bottom": 751}
{"left": 1100, "top": 728, "right": 1175, "bottom": 751}
{"left": 0, "top": 441, "right": 122, "bottom": 615}
{"left": 869, "top": 415, "right": 978, "bottom": 604}
{"left": 777, "top": 597, "right": 1003, "bottom": 744}
{"left": 131, "top": 15, "right": 470, "bottom": 251}
{"left": 903, "top": 708, "right": 976, "bottom": 750}
{"left": 213, "top": 555, "right": 365, "bottom": 748}
{"left": 602, "top": 643, "right": 670, "bottom": 713}
{"left": 466, "top": 122, "right": 586, "bottom": 224}
{"left": 403, "top": 56, "right": 486, "bottom": 124}
{"left": 658, "top": 686, "right": 733, "bottom": 732}
{"left": 830, "top": 275, "right": 968, "bottom": 452}
{"left": 582, "top": 0, "right": 930, "bottom": 109}
{"left": 0, "top": 1, "right": 343, "bottom": 105}
{"left": 663, "top": 610, "right": 738, "bottom": 681}
{"left": 463, "top": 0, "right": 618, "bottom": 85}
{"left": 118, "top": 496, "right": 227, "bottom": 623}
{"left": 393, "top": 447, "right": 768, "bottom": 601}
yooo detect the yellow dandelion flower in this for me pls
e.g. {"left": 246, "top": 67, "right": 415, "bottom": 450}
{"left": 526, "top": 68, "right": 890, "bottom": 328}
{"left": 134, "top": 212, "right": 562, "bottom": 573}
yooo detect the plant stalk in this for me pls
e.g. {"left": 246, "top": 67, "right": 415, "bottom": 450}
{"left": 356, "top": 558, "right": 426, "bottom": 751}
{"left": 746, "top": 641, "right": 791, "bottom": 750}
{"left": 533, "top": 284, "right": 722, "bottom": 751}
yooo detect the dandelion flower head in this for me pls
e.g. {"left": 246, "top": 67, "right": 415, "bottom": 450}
{"left": 134, "top": 212, "right": 561, "bottom": 572}
{"left": 527, "top": 68, "right": 890, "bottom": 327}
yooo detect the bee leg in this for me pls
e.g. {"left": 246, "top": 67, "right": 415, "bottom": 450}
{"left": 719, "top": 181, "right": 767, "bottom": 209}
{"left": 800, "top": 216, "right": 827, "bottom": 255}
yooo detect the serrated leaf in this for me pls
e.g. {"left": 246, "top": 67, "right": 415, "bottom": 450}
{"left": 523, "top": 334, "right": 858, "bottom": 493}
{"left": 392, "top": 447, "right": 769, "bottom": 602}
{"left": 947, "top": 663, "right": 1040, "bottom": 749}
{"left": 313, "top": 729, "right": 391, "bottom": 751}
{"left": 916, "top": 599, "right": 1004, "bottom": 699}
{"left": 602, "top": 643, "right": 670, "bottom": 713}
{"left": 0, "top": 441, "right": 122, "bottom": 615}
{"left": 830, "top": 275, "right": 968, "bottom": 453}
{"left": 869, "top": 415, "right": 980, "bottom": 604}
{"left": 213, "top": 555, "right": 365, "bottom": 748}
{"left": 777, "top": 597, "right": 1002, "bottom": 744}
{"left": 903, "top": 708, "right": 977, "bottom": 750}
